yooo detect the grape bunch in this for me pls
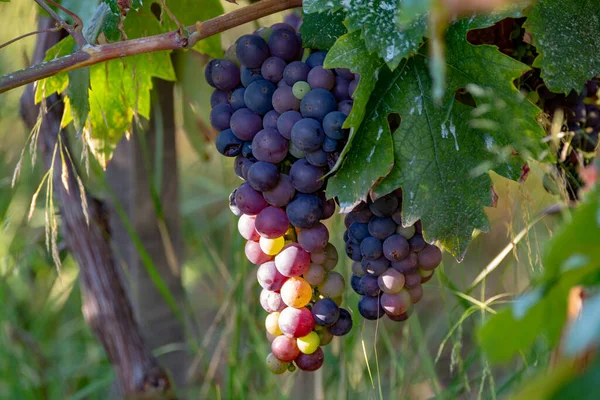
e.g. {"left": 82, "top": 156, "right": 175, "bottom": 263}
{"left": 206, "top": 22, "right": 358, "bottom": 374}
{"left": 343, "top": 191, "right": 442, "bottom": 322}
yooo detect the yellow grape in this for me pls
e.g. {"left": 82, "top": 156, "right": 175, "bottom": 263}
{"left": 265, "top": 312, "right": 283, "bottom": 336}
{"left": 280, "top": 277, "right": 312, "bottom": 308}
{"left": 297, "top": 331, "right": 320, "bottom": 354}
{"left": 260, "top": 236, "right": 285, "bottom": 256}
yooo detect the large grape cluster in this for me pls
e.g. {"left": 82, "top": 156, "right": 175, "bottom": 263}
{"left": 343, "top": 191, "right": 442, "bottom": 322}
{"left": 206, "top": 22, "right": 358, "bottom": 374}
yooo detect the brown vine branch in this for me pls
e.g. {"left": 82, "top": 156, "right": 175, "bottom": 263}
{"left": 0, "top": 0, "right": 301, "bottom": 94}
{"left": 34, "top": 0, "right": 86, "bottom": 47}
{"left": 0, "top": 27, "right": 63, "bottom": 51}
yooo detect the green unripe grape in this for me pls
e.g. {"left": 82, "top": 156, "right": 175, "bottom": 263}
{"left": 318, "top": 329, "right": 334, "bottom": 346}
{"left": 396, "top": 225, "right": 415, "bottom": 239}
{"left": 266, "top": 352, "right": 289, "bottom": 374}
{"left": 287, "top": 363, "right": 297, "bottom": 372}
{"left": 297, "top": 331, "right": 320, "bottom": 354}
{"left": 419, "top": 268, "right": 434, "bottom": 278}
{"left": 293, "top": 81, "right": 311, "bottom": 100}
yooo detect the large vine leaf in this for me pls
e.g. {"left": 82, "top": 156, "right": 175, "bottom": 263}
{"left": 329, "top": 16, "right": 545, "bottom": 258}
{"left": 300, "top": 9, "right": 347, "bottom": 51}
{"left": 303, "top": 0, "right": 342, "bottom": 14}
{"left": 525, "top": 0, "right": 600, "bottom": 94}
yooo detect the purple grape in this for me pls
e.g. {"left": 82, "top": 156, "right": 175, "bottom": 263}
{"left": 211, "top": 59, "right": 240, "bottom": 91}
{"left": 288, "top": 142, "right": 306, "bottom": 159}
{"left": 234, "top": 155, "right": 254, "bottom": 180}
{"left": 289, "top": 158, "right": 325, "bottom": 193}
{"left": 335, "top": 68, "right": 355, "bottom": 81}
{"left": 306, "top": 51, "right": 327, "bottom": 68}
{"left": 247, "top": 161, "right": 280, "bottom": 192}
{"left": 229, "top": 88, "right": 246, "bottom": 110}
{"left": 284, "top": 13, "right": 302, "bottom": 32}
{"left": 216, "top": 129, "right": 243, "bottom": 157}
{"left": 322, "top": 111, "right": 347, "bottom": 139}
{"left": 338, "top": 100, "right": 353, "bottom": 115}
{"left": 290, "top": 118, "right": 325, "bottom": 152}
{"left": 255, "top": 206, "right": 290, "bottom": 239}
{"left": 368, "top": 217, "right": 397, "bottom": 240}
{"left": 312, "top": 298, "right": 340, "bottom": 326}
{"left": 351, "top": 274, "right": 365, "bottom": 295}
{"left": 277, "top": 110, "right": 302, "bottom": 139}
{"left": 245, "top": 80, "right": 276, "bottom": 115}
{"left": 263, "top": 110, "right": 280, "bottom": 129}
{"left": 391, "top": 252, "right": 418, "bottom": 274}
{"left": 332, "top": 77, "right": 351, "bottom": 102}
{"left": 271, "top": 22, "right": 296, "bottom": 33}
{"left": 268, "top": 28, "right": 301, "bottom": 61}
{"left": 210, "top": 104, "right": 234, "bottom": 131}
{"left": 283, "top": 61, "right": 311, "bottom": 86}
{"left": 236, "top": 182, "right": 268, "bottom": 215}
{"left": 205, "top": 59, "right": 218, "bottom": 87}
{"left": 261, "top": 57, "right": 286, "bottom": 83}
{"left": 210, "top": 90, "right": 228, "bottom": 107}
{"left": 328, "top": 308, "right": 352, "bottom": 336}
{"left": 382, "top": 234, "right": 410, "bottom": 262}
{"left": 370, "top": 194, "right": 399, "bottom": 217}
{"left": 236, "top": 34, "right": 270, "bottom": 68}
{"left": 417, "top": 244, "right": 443, "bottom": 270}
{"left": 348, "top": 222, "right": 369, "bottom": 244}
{"left": 263, "top": 174, "right": 296, "bottom": 207}
{"left": 272, "top": 86, "right": 301, "bottom": 114}
{"left": 408, "top": 234, "right": 426, "bottom": 252}
{"left": 322, "top": 197, "right": 336, "bottom": 220}
{"left": 404, "top": 272, "right": 422, "bottom": 289}
{"left": 230, "top": 108, "right": 263, "bottom": 141}
{"left": 360, "top": 236, "right": 383, "bottom": 260}
{"left": 298, "top": 222, "right": 329, "bottom": 252}
{"left": 252, "top": 128, "right": 289, "bottom": 164}
{"left": 359, "top": 275, "right": 381, "bottom": 297}
{"left": 295, "top": 348, "right": 324, "bottom": 371}
{"left": 361, "top": 256, "right": 389, "bottom": 276}
{"left": 349, "top": 78, "right": 358, "bottom": 98}
{"left": 307, "top": 66, "right": 335, "bottom": 90}
{"left": 300, "top": 89, "right": 337, "bottom": 122}
{"left": 286, "top": 194, "right": 323, "bottom": 229}
{"left": 358, "top": 296, "right": 384, "bottom": 320}
{"left": 241, "top": 66, "right": 263, "bottom": 87}
{"left": 306, "top": 149, "right": 328, "bottom": 167}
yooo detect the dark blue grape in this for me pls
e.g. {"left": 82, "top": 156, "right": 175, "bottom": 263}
{"left": 305, "top": 149, "right": 328, "bottom": 167}
{"left": 322, "top": 197, "right": 336, "bottom": 220}
{"left": 307, "top": 66, "right": 335, "bottom": 90}
{"left": 234, "top": 155, "right": 254, "bottom": 180}
{"left": 300, "top": 89, "right": 337, "bottom": 122}
{"left": 276, "top": 110, "right": 302, "bottom": 139}
{"left": 205, "top": 59, "right": 218, "bottom": 87}
{"left": 230, "top": 108, "right": 262, "bottom": 141}
{"left": 209, "top": 104, "right": 234, "bottom": 131}
{"left": 244, "top": 80, "right": 276, "bottom": 115}
{"left": 368, "top": 217, "right": 396, "bottom": 240}
{"left": 370, "top": 194, "right": 399, "bottom": 217}
{"left": 229, "top": 88, "right": 246, "bottom": 110}
{"left": 210, "top": 90, "right": 228, "bottom": 107}
{"left": 216, "top": 129, "right": 243, "bottom": 157}
{"left": 247, "top": 161, "right": 280, "bottom": 192}
{"left": 360, "top": 236, "right": 383, "bottom": 260}
{"left": 286, "top": 194, "right": 324, "bottom": 228}
{"left": 361, "top": 256, "right": 389, "bottom": 276}
{"left": 358, "top": 296, "right": 384, "bottom": 320}
{"left": 328, "top": 308, "right": 352, "bottom": 336}
{"left": 236, "top": 34, "right": 270, "bottom": 68}
{"left": 283, "top": 61, "right": 311, "bottom": 86}
{"left": 272, "top": 86, "right": 300, "bottom": 114}
{"left": 312, "top": 298, "right": 340, "bottom": 326}
{"left": 268, "top": 28, "right": 301, "bottom": 61}
{"left": 289, "top": 158, "right": 325, "bottom": 193}
{"left": 408, "top": 234, "right": 426, "bottom": 252}
{"left": 348, "top": 222, "right": 369, "bottom": 244}
{"left": 345, "top": 241, "right": 361, "bottom": 261}
{"left": 332, "top": 77, "right": 351, "bottom": 102}
{"left": 306, "top": 51, "right": 327, "bottom": 68}
{"left": 263, "top": 110, "right": 280, "bottom": 129}
{"left": 351, "top": 275, "right": 365, "bottom": 295}
{"left": 322, "top": 136, "right": 338, "bottom": 152}
{"left": 240, "top": 66, "right": 263, "bottom": 87}
{"left": 322, "top": 111, "right": 347, "bottom": 139}
{"left": 261, "top": 57, "right": 286, "bottom": 83}
{"left": 291, "top": 118, "right": 325, "bottom": 152}
{"left": 338, "top": 100, "right": 353, "bottom": 115}
{"left": 252, "top": 128, "right": 289, "bottom": 164}
{"left": 241, "top": 141, "right": 253, "bottom": 158}
{"left": 359, "top": 275, "right": 381, "bottom": 297}
{"left": 383, "top": 234, "right": 410, "bottom": 262}
{"left": 211, "top": 59, "right": 240, "bottom": 91}
{"left": 271, "top": 22, "right": 296, "bottom": 32}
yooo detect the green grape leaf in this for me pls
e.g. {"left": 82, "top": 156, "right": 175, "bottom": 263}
{"left": 58, "top": 0, "right": 98, "bottom": 26}
{"left": 158, "top": 0, "right": 224, "bottom": 58}
{"left": 300, "top": 9, "right": 347, "bottom": 51}
{"left": 303, "top": 0, "right": 342, "bottom": 13}
{"left": 329, "top": 16, "right": 545, "bottom": 258}
{"left": 86, "top": 2, "right": 122, "bottom": 43}
{"left": 524, "top": 0, "right": 600, "bottom": 94}
{"left": 35, "top": 36, "right": 76, "bottom": 103}
{"left": 66, "top": 67, "right": 90, "bottom": 135}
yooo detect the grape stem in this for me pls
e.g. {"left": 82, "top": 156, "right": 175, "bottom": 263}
{"left": 0, "top": 0, "right": 302, "bottom": 94}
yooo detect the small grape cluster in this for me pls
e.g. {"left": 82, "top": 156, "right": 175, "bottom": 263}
{"left": 205, "top": 22, "right": 358, "bottom": 374}
{"left": 343, "top": 191, "right": 442, "bottom": 321}
{"left": 542, "top": 77, "right": 600, "bottom": 199}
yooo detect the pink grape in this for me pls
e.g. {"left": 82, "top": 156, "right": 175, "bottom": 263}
{"left": 238, "top": 214, "right": 259, "bottom": 241}
{"left": 257, "top": 261, "right": 288, "bottom": 291}
{"left": 271, "top": 335, "right": 300, "bottom": 362}
{"left": 317, "top": 271, "right": 345, "bottom": 298}
{"left": 245, "top": 240, "right": 272, "bottom": 265}
{"left": 408, "top": 284, "right": 424, "bottom": 303}
{"left": 275, "top": 243, "right": 311, "bottom": 277}
{"left": 303, "top": 263, "right": 326, "bottom": 285}
{"left": 377, "top": 268, "right": 405, "bottom": 294}
{"left": 380, "top": 290, "right": 412, "bottom": 316}
{"left": 418, "top": 244, "right": 443, "bottom": 270}
{"left": 278, "top": 306, "right": 315, "bottom": 338}
{"left": 260, "top": 289, "right": 286, "bottom": 312}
